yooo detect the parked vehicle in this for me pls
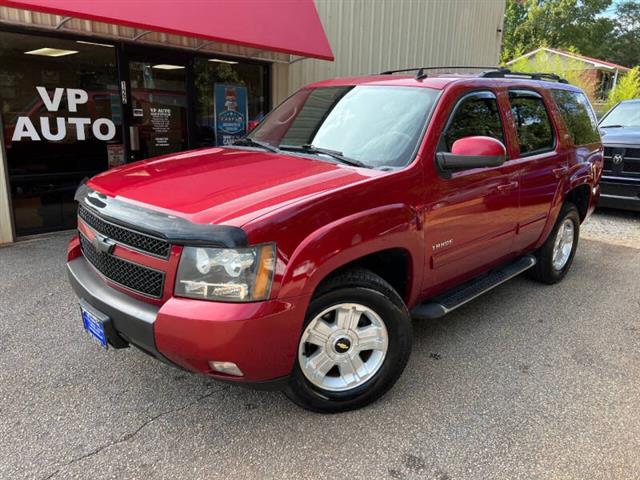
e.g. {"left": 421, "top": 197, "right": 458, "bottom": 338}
{"left": 598, "top": 99, "right": 640, "bottom": 211}
{"left": 67, "top": 68, "right": 603, "bottom": 412}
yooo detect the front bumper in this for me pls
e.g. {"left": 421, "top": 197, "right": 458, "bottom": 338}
{"left": 67, "top": 257, "right": 310, "bottom": 385}
{"left": 598, "top": 177, "right": 640, "bottom": 212}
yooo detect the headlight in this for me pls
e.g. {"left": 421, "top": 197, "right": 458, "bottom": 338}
{"left": 175, "top": 244, "right": 275, "bottom": 302}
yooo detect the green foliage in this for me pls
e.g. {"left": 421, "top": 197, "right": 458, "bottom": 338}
{"left": 607, "top": 67, "right": 640, "bottom": 108}
{"left": 501, "top": 0, "right": 640, "bottom": 68}
{"left": 508, "top": 50, "right": 599, "bottom": 101}
{"left": 606, "top": 1, "right": 640, "bottom": 68}
{"left": 501, "top": 0, "right": 616, "bottom": 64}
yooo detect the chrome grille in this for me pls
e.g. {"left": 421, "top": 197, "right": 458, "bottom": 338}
{"left": 78, "top": 206, "right": 170, "bottom": 258}
{"left": 79, "top": 233, "right": 165, "bottom": 298}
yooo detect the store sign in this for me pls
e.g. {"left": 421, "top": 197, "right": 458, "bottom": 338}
{"left": 11, "top": 87, "right": 116, "bottom": 142}
{"left": 214, "top": 83, "right": 248, "bottom": 146}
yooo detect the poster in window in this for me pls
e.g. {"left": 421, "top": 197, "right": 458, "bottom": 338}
{"left": 214, "top": 83, "right": 248, "bottom": 146}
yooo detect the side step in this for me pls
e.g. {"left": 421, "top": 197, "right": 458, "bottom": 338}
{"left": 411, "top": 254, "right": 537, "bottom": 320}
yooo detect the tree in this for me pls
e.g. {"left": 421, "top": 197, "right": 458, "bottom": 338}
{"left": 607, "top": 67, "right": 640, "bottom": 107}
{"left": 500, "top": 0, "right": 617, "bottom": 64}
{"left": 604, "top": 1, "right": 640, "bottom": 68}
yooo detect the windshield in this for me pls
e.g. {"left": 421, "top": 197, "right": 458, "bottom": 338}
{"left": 600, "top": 102, "right": 640, "bottom": 128}
{"left": 248, "top": 86, "right": 440, "bottom": 168}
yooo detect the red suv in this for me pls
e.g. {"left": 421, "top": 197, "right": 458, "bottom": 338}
{"left": 67, "top": 69, "right": 603, "bottom": 412}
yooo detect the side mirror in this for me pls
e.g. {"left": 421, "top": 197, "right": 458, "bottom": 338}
{"left": 436, "top": 136, "right": 506, "bottom": 173}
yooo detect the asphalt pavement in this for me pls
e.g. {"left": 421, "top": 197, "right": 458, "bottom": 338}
{"left": 1, "top": 211, "right": 639, "bottom": 480}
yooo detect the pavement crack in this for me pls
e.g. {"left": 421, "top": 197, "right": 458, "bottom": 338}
{"left": 42, "top": 386, "right": 229, "bottom": 480}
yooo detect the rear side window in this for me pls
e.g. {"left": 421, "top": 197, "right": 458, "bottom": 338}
{"left": 509, "top": 91, "right": 555, "bottom": 155}
{"left": 551, "top": 90, "right": 600, "bottom": 145}
{"left": 441, "top": 92, "right": 504, "bottom": 152}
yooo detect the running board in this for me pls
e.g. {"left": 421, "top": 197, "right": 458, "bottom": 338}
{"left": 411, "top": 254, "right": 537, "bottom": 320}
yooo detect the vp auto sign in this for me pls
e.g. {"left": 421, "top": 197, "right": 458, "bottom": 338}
{"left": 11, "top": 87, "right": 116, "bottom": 142}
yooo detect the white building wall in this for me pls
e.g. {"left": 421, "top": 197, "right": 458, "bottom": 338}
{"left": 286, "top": 0, "right": 505, "bottom": 95}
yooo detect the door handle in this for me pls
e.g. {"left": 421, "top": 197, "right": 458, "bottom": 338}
{"left": 497, "top": 181, "right": 519, "bottom": 193}
{"left": 552, "top": 166, "right": 568, "bottom": 179}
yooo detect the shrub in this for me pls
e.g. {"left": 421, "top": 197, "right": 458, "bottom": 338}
{"left": 607, "top": 67, "right": 640, "bottom": 108}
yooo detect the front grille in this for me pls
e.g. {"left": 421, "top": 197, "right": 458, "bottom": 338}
{"left": 80, "top": 233, "right": 165, "bottom": 298}
{"left": 78, "top": 206, "right": 170, "bottom": 258}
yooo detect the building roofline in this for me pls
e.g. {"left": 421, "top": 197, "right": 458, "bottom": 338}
{"left": 506, "top": 47, "right": 630, "bottom": 72}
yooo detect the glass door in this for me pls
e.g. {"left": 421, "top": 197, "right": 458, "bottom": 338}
{"left": 126, "top": 54, "right": 189, "bottom": 161}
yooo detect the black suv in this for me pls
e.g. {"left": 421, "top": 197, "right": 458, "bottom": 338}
{"left": 599, "top": 99, "right": 640, "bottom": 211}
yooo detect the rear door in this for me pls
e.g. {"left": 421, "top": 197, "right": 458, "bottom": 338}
{"left": 507, "top": 89, "right": 566, "bottom": 251}
{"left": 423, "top": 90, "right": 520, "bottom": 295}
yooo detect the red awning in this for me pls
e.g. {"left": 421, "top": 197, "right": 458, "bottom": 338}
{"left": 0, "top": 0, "right": 334, "bottom": 60}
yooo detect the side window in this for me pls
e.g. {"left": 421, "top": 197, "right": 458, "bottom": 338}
{"left": 509, "top": 91, "right": 555, "bottom": 155}
{"left": 441, "top": 92, "right": 504, "bottom": 152}
{"left": 551, "top": 89, "right": 600, "bottom": 145}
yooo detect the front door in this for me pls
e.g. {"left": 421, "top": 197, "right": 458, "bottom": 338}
{"left": 126, "top": 54, "right": 189, "bottom": 162}
{"left": 423, "top": 90, "right": 520, "bottom": 296}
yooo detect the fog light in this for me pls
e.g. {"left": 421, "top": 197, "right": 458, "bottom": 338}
{"left": 208, "top": 361, "right": 243, "bottom": 377}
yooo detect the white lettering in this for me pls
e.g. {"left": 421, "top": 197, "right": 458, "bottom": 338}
{"left": 66, "top": 88, "right": 88, "bottom": 113}
{"left": 12, "top": 117, "right": 41, "bottom": 141}
{"left": 92, "top": 118, "right": 116, "bottom": 141}
{"left": 40, "top": 117, "right": 66, "bottom": 141}
{"left": 67, "top": 117, "right": 91, "bottom": 141}
{"left": 36, "top": 86, "right": 64, "bottom": 112}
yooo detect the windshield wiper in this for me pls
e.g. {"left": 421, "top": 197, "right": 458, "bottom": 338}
{"left": 600, "top": 124, "right": 625, "bottom": 128}
{"left": 279, "top": 144, "right": 368, "bottom": 168}
{"left": 233, "top": 137, "right": 280, "bottom": 153}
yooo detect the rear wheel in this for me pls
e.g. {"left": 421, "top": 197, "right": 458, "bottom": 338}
{"left": 528, "top": 202, "right": 580, "bottom": 284}
{"left": 285, "top": 269, "right": 412, "bottom": 413}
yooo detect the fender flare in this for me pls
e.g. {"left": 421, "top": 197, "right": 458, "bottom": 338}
{"left": 537, "top": 162, "right": 593, "bottom": 247}
{"left": 277, "top": 203, "right": 423, "bottom": 304}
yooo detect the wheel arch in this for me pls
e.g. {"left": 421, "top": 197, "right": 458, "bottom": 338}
{"left": 277, "top": 204, "right": 423, "bottom": 306}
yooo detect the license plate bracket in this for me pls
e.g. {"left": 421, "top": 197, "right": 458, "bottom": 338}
{"left": 80, "top": 300, "right": 108, "bottom": 349}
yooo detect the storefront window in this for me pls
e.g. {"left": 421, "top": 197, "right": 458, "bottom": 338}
{"left": 193, "top": 58, "right": 267, "bottom": 146}
{"left": 0, "top": 30, "right": 120, "bottom": 236}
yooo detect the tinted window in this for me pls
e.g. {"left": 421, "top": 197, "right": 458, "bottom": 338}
{"left": 551, "top": 90, "right": 600, "bottom": 145}
{"left": 0, "top": 30, "right": 120, "bottom": 236}
{"left": 441, "top": 93, "right": 504, "bottom": 151}
{"left": 509, "top": 92, "right": 555, "bottom": 155}
{"left": 250, "top": 86, "right": 440, "bottom": 168}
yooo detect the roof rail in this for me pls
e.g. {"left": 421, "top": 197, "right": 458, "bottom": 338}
{"left": 380, "top": 66, "right": 502, "bottom": 80}
{"left": 480, "top": 69, "right": 569, "bottom": 84}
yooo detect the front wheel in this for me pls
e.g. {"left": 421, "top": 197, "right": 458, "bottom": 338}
{"left": 284, "top": 269, "right": 412, "bottom": 413}
{"left": 528, "top": 202, "right": 580, "bottom": 284}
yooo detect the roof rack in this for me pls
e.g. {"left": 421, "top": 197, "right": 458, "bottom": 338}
{"left": 380, "top": 66, "right": 502, "bottom": 80}
{"left": 480, "top": 69, "right": 569, "bottom": 84}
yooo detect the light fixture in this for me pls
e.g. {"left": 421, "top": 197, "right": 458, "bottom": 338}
{"left": 208, "top": 58, "right": 238, "bottom": 65}
{"left": 24, "top": 47, "right": 79, "bottom": 57}
{"left": 152, "top": 64, "right": 185, "bottom": 70}
{"left": 76, "top": 40, "right": 114, "bottom": 48}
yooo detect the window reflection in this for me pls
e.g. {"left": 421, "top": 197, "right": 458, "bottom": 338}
{"left": 0, "top": 30, "right": 120, "bottom": 236}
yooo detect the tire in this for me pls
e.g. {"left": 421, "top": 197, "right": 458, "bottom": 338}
{"left": 284, "top": 268, "right": 412, "bottom": 413}
{"left": 528, "top": 202, "right": 580, "bottom": 284}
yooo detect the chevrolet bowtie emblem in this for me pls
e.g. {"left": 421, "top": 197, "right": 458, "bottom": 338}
{"left": 92, "top": 234, "right": 116, "bottom": 254}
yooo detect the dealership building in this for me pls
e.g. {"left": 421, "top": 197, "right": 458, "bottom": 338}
{"left": 0, "top": 0, "right": 505, "bottom": 244}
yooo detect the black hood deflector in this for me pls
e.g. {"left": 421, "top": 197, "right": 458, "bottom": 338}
{"left": 75, "top": 183, "right": 248, "bottom": 248}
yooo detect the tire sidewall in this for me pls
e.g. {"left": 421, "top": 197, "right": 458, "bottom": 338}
{"left": 547, "top": 205, "right": 580, "bottom": 281}
{"left": 286, "top": 286, "right": 411, "bottom": 412}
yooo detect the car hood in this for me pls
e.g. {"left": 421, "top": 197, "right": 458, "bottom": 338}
{"left": 88, "top": 147, "right": 374, "bottom": 226}
{"left": 600, "top": 126, "right": 640, "bottom": 145}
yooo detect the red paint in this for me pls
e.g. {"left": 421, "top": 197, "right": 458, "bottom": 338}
{"left": 69, "top": 75, "right": 602, "bottom": 382}
{"left": 451, "top": 136, "right": 506, "bottom": 157}
{"left": 0, "top": 0, "right": 333, "bottom": 61}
